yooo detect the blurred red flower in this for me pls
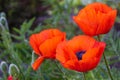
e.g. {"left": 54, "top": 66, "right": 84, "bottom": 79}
{"left": 56, "top": 35, "right": 106, "bottom": 72}
{"left": 29, "top": 29, "right": 66, "bottom": 70}
{"left": 7, "top": 76, "right": 13, "bottom": 80}
{"left": 73, "top": 2, "right": 117, "bottom": 36}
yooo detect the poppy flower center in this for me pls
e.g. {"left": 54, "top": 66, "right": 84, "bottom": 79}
{"left": 76, "top": 50, "right": 86, "bottom": 60}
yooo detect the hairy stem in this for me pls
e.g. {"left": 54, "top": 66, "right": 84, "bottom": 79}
{"left": 83, "top": 72, "right": 86, "bottom": 80}
{"left": 97, "top": 35, "right": 113, "bottom": 80}
{"left": 54, "top": 60, "right": 68, "bottom": 80}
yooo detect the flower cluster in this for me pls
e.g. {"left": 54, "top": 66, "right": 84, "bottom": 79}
{"left": 29, "top": 2, "right": 117, "bottom": 72}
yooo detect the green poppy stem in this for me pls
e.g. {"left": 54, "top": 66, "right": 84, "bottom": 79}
{"left": 90, "top": 71, "right": 96, "bottom": 80}
{"left": 54, "top": 60, "right": 68, "bottom": 80}
{"left": 97, "top": 35, "right": 113, "bottom": 80}
{"left": 83, "top": 72, "right": 86, "bottom": 80}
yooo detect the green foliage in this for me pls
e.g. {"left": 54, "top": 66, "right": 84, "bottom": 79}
{"left": 12, "top": 17, "right": 35, "bottom": 40}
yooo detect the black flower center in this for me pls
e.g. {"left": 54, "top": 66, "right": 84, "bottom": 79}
{"left": 76, "top": 50, "right": 86, "bottom": 60}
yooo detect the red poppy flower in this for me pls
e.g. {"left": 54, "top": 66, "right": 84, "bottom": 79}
{"left": 56, "top": 35, "right": 106, "bottom": 72}
{"left": 73, "top": 2, "right": 117, "bottom": 36}
{"left": 29, "top": 29, "right": 66, "bottom": 70}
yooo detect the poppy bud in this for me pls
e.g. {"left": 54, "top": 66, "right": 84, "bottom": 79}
{"left": 0, "top": 61, "right": 8, "bottom": 73}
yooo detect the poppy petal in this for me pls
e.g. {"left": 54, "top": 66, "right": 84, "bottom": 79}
{"left": 63, "top": 59, "right": 78, "bottom": 70}
{"left": 29, "top": 34, "right": 42, "bottom": 55}
{"left": 73, "top": 10, "right": 96, "bottom": 35}
{"left": 56, "top": 41, "right": 69, "bottom": 63}
{"left": 67, "top": 35, "right": 96, "bottom": 52}
{"left": 29, "top": 30, "right": 53, "bottom": 55}
{"left": 32, "top": 56, "right": 45, "bottom": 70}
{"left": 39, "top": 36, "right": 65, "bottom": 58}
{"left": 104, "top": 10, "right": 117, "bottom": 33}
{"left": 82, "top": 42, "right": 106, "bottom": 59}
{"left": 56, "top": 41, "right": 78, "bottom": 63}
{"left": 78, "top": 57, "right": 99, "bottom": 72}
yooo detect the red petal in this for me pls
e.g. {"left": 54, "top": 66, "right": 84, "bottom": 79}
{"left": 67, "top": 35, "right": 96, "bottom": 52}
{"left": 29, "top": 30, "right": 52, "bottom": 55}
{"left": 32, "top": 56, "right": 44, "bottom": 70}
{"left": 39, "top": 36, "right": 65, "bottom": 58}
{"left": 63, "top": 59, "right": 78, "bottom": 70}
{"left": 56, "top": 41, "right": 78, "bottom": 64}
{"left": 78, "top": 57, "right": 99, "bottom": 72}
{"left": 56, "top": 41, "right": 69, "bottom": 63}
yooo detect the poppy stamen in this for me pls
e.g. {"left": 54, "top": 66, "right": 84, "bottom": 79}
{"left": 76, "top": 51, "right": 86, "bottom": 60}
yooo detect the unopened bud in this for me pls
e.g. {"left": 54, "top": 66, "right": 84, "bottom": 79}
{"left": 0, "top": 12, "right": 9, "bottom": 30}
{"left": 0, "top": 12, "right": 6, "bottom": 17}
{"left": 8, "top": 64, "right": 20, "bottom": 78}
{"left": 0, "top": 61, "right": 8, "bottom": 73}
